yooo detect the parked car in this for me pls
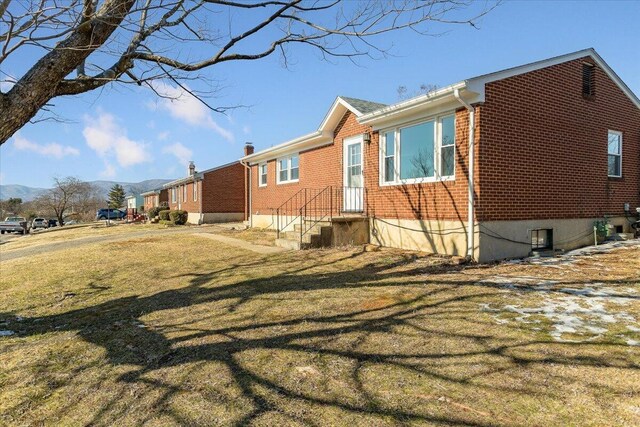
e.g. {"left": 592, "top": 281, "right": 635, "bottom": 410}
{"left": 31, "top": 218, "right": 48, "bottom": 230}
{"left": 0, "top": 217, "right": 29, "bottom": 234}
{"left": 95, "top": 208, "right": 126, "bottom": 220}
{"left": 48, "top": 219, "right": 58, "bottom": 228}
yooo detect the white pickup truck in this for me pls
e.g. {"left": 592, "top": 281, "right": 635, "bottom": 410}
{"left": 0, "top": 217, "right": 29, "bottom": 234}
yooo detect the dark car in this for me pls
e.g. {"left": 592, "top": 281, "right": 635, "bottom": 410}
{"left": 48, "top": 219, "right": 58, "bottom": 227}
{"left": 96, "top": 208, "right": 125, "bottom": 220}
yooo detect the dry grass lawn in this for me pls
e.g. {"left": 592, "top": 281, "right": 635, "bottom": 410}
{"left": 0, "top": 227, "right": 638, "bottom": 426}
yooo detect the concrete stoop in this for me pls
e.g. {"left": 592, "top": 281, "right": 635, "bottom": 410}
{"left": 275, "top": 217, "right": 369, "bottom": 250}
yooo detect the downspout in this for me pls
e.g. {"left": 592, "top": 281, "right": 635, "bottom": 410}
{"left": 239, "top": 159, "right": 252, "bottom": 228}
{"left": 454, "top": 88, "right": 476, "bottom": 260}
{"left": 198, "top": 178, "right": 203, "bottom": 225}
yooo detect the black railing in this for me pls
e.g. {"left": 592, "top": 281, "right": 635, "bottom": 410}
{"left": 276, "top": 186, "right": 366, "bottom": 243}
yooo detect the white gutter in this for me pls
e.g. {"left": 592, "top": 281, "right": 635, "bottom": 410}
{"left": 239, "top": 158, "right": 252, "bottom": 227}
{"left": 454, "top": 88, "right": 476, "bottom": 261}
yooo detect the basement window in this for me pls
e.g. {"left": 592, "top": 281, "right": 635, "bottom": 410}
{"left": 531, "top": 229, "right": 553, "bottom": 250}
{"left": 582, "top": 63, "right": 595, "bottom": 97}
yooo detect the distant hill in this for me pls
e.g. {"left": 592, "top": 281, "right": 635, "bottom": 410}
{"left": 0, "top": 179, "right": 174, "bottom": 202}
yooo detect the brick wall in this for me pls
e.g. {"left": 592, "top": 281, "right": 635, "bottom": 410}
{"left": 250, "top": 110, "right": 476, "bottom": 221}
{"left": 166, "top": 163, "right": 245, "bottom": 214}
{"left": 143, "top": 189, "right": 168, "bottom": 211}
{"left": 477, "top": 57, "right": 640, "bottom": 221}
{"left": 201, "top": 162, "right": 246, "bottom": 213}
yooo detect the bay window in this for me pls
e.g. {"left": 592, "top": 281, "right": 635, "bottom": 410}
{"left": 277, "top": 154, "right": 299, "bottom": 183}
{"left": 381, "top": 113, "right": 456, "bottom": 184}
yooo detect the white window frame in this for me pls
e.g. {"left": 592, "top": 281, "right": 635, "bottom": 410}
{"left": 259, "top": 163, "right": 268, "bottom": 187}
{"left": 276, "top": 154, "right": 299, "bottom": 184}
{"left": 379, "top": 112, "right": 456, "bottom": 186}
{"left": 171, "top": 187, "right": 176, "bottom": 203}
{"left": 607, "top": 130, "right": 622, "bottom": 178}
{"left": 193, "top": 181, "right": 198, "bottom": 201}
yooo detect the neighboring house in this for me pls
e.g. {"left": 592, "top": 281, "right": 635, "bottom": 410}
{"left": 142, "top": 188, "right": 169, "bottom": 212}
{"left": 240, "top": 48, "right": 640, "bottom": 262}
{"left": 163, "top": 159, "right": 247, "bottom": 225}
{"left": 125, "top": 194, "right": 144, "bottom": 211}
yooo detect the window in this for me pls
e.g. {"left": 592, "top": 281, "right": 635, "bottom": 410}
{"left": 277, "top": 154, "right": 299, "bottom": 183}
{"left": 608, "top": 130, "right": 622, "bottom": 177}
{"left": 582, "top": 63, "right": 595, "bottom": 97}
{"left": 193, "top": 181, "right": 197, "bottom": 201}
{"left": 259, "top": 163, "right": 268, "bottom": 187}
{"left": 531, "top": 229, "right": 553, "bottom": 250}
{"left": 183, "top": 185, "right": 187, "bottom": 202}
{"left": 383, "top": 131, "right": 395, "bottom": 182}
{"left": 171, "top": 187, "right": 176, "bottom": 203}
{"left": 381, "top": 114, "right": 456, "bottom": 185}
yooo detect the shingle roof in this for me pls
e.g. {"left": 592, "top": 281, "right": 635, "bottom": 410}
{"left": 339, "top": 96, "right": 387, "bottom": 115}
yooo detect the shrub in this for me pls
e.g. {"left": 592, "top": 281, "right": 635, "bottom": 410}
{"left": 158, "top": 210, "right": 171, "bottom": 221}
{"left": 169, "top": 210, "right": 188, "bottom": 225}
{"left": 148, "top": 206, "right": 168, "bottom": 219}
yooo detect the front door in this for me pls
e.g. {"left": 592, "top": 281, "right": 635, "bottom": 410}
{"left": 343, "top": 136, "right": 363, "bottom": 212}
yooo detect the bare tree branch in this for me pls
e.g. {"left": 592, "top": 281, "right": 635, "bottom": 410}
{"left": 0, "top": 0, "right": 500, "bottom": 145}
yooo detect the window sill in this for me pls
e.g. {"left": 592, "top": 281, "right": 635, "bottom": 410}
{"left": 379, "top": 176, "right": 455, "bottom": 187}
{"left": 276, "top": 180, "right": 300, "bottom": 185}
{"left": 607, "top": 175, "right": 623, "bottom": 181}
{"left": 258, "top": 184, "right": 267, "bottom": 188}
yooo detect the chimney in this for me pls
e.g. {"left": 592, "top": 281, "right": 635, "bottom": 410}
{"left": 188, "top": 161, "right": 195, "bottom": 176}
{"left": 244, "top": 142, "right": 254, "bottom": 156}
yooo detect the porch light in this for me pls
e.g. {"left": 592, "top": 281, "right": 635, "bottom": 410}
{"left": 363, "top": 132, "right": 371, "bottom": 144}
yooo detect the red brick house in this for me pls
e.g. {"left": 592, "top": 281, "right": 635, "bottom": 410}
{"left": 142, "top": 188, "right": 169, "bottom": 212}
{"left": 163, "top": 160, "right": 246, "bottom": 224}
{"left": 240, "top": 49, "right": 640, "bottom": 262}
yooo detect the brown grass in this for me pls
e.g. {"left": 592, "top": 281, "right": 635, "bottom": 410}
{"left": 0, "top": 227, "right": 638, "bottom": 426}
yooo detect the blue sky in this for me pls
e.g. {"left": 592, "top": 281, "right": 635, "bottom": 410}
{"left": 1, "top": 0, "right": 639, "bottom": 188}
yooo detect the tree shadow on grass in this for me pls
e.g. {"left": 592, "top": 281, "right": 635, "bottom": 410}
{"left": 2, "top": 252, "right": 638, "bottom": 426}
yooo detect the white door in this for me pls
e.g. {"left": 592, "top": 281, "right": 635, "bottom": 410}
{"left": 343, "top": 136, "right": 363, "bottom": 212}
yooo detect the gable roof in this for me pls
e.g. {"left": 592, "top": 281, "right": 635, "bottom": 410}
{"left": 243, "top": 95, "right": 385, "bottom": 163}
{"left": 339, "top": 97, "right": 387, "bottom": 115}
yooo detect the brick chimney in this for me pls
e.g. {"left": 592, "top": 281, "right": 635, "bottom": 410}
{"left": 244, "top": 142, "right": 254, "bottom": 156}
{"left": 188, "top": 161, "right": 195, "bottom": 176}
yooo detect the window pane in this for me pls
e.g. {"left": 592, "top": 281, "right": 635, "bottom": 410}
{"left": 348, "top": 166, "right": 362, "bottom": 187}
{"left": 291, "top": 167, "right": 299, "bottom": 180}
{"left": 608, "top": 154, "right": 620, "bottom": 176}
{"left": 441, "top": 115, "right": 455, "bottom": 147}
{"left": 400, "top": 121, "right": 434, "bottom": 179}
{"left": 279, "top": 170, "right": 288, "bottom": 182}
{"left": 290, "top": 155, "right": 299, "bottom": 168}
{"left": 441, "top": 146, "right": 455, "bottom": 176}
{"left": 384, "top": 156, "right": 395, "bottom": 182}
{"left": 385, "top": 131, "right": 394, "bottom": 155}
{"left": 608, "top": 132, "right": 620, "bottom": 155}
{"left": 261, "top": 173, "right": 267, "bottom": 185}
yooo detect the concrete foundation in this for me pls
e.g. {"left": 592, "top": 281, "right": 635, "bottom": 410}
{"left": 188, "top": 212, "right": 245, "bottom": 225}
{"left": 370, "top": 217, "right": 477, "bottom": 259}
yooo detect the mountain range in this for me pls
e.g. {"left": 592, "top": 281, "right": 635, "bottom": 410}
{"left": 0, "top": 179, "right": 174, "bottom": 202}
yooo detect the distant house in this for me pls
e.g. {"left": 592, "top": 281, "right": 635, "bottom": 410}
{"left": 163, "top": 159, "right": 247, "bottom": 225}
{"left": 142, "top": 189, "right": 169, "bottom": 211}
{"left": 125, "top": 194, "right": 144, "bottom": 211}
{"left": 240, "top": 48, "right": 640, "bottom": 262}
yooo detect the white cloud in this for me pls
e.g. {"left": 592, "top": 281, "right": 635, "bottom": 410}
{"left": 12, "top": 133, "right": 80, "bottom": 159}
{"left": 157, "top": 131, "right": 170, "bottom": 141}
{"left": 242, "top": 125, "right": 251, "bottom": 135}
{"left": 149, "top": 81, "right": 235, "bottom": 142}
{"left": 100, "top": 163, "right": 116, "bottom": 178}
{"left": 162, "top": 142, "right": 193, "bottom": 166}
{"left": 83, "top": 112, "right": 151, "bottom": 168}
